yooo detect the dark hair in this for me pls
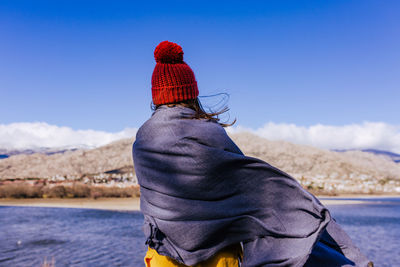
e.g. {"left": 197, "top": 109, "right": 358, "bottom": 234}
{"left": 151, "top": 98, "right": 236, "bottom": 127}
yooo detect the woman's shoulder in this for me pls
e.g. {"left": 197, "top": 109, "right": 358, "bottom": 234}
{"left": 138, "top": 106, "right": 223, "bottom": 135}
{"left": 135, "top": 106, "right": 242, "bottom": 154}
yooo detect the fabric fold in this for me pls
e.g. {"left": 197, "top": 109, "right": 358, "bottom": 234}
{"left": 132, "top": 106, "right": 370, "bottom": 266}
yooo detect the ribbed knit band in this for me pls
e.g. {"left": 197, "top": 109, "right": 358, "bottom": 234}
{"left": 151, "top": 62, "right": 199, "bottom": 105}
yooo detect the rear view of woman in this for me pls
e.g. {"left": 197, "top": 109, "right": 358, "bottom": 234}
{"left": 132, "top": 41, "right": 372, "bottom": 267}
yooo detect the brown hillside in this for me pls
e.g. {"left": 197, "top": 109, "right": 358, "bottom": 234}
{"left": 1, "top": 132, "right": 399, "bottom": 193}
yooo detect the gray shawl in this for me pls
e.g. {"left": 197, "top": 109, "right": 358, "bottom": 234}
{"left": 132, "top": 106, "right": 370, "bottom": 267}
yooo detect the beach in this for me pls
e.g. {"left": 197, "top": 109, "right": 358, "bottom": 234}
{"left": 0, "top": 197, "right": 140, "bottom": 211}
{"left": 1, "top": 195, "right": 399, "bottom": 211}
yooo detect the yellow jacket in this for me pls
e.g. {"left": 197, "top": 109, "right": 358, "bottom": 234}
{"left": 144, "top": 244, "right": 242, "bottom": 267}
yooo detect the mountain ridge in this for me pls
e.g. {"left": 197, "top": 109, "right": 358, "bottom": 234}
{"left": 1, "top": 132, "right": 399, "bottom": 194}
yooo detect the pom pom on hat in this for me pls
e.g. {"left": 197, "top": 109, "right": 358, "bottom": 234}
{"left": 154, "top": 40, "right": 184, "bottom": 64}
{"left": 151, "top": 40, "right": 198, "bottom": 105}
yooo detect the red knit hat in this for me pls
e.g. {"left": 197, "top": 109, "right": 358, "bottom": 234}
{"left": 151, "top": 41, "right": 199, "bottom": 105}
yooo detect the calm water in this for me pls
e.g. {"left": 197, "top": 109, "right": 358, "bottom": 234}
{"left": 0, "top": 198, "right": 399, "bottom": 267}
{"left": 0, "top": 208, "right": 146, "bottom": 266}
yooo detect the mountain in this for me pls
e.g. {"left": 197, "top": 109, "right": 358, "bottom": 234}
{"left": 0, "top": 132, "right": 399, "bottom": 194}
{"left": 230, "top": 133, "right": 400, "bottom": 177}
{"left": 333, "top": 148, "right": 400, "bottom": 163}
{"left": 359, "top": 149, "right": 400, "bottom": 163}
{"left": 0, "top": 138, "right": 134, "bottom": 180}
{"left": 0, "top": 147, "right": 80, "bottom": 159}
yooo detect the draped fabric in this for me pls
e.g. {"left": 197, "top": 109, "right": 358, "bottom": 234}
{"left": 132, "top": 106, "right": 370, "bottom": 267}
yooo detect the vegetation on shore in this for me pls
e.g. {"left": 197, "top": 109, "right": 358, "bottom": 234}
{"left": 2, "top": 181, "right": 399, "bottom": 199}
{"left": 0, "top": 182, "right": 140, "bottom": 199}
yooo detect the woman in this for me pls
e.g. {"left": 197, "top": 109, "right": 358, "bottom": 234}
{"left": 132, "top": 41, "right": 372, "bottom": 267}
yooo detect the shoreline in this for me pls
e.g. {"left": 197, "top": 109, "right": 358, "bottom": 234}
{"left": 318, "top": 194, "right": 400, "bottom": 205}
{"left": 0, "top": 197, "right": 140, "bottom": 211}
{"left": 0, "top": 194, "right": 399, "bottom": 211}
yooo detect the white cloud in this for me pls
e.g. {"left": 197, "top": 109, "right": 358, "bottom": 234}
{"left": 228, "top": 122, "right": 400, "bottom": 154}
{"left": 1, "top": 121, "right": 400, "bottom": 154}
{"left": 0, "top": 122, "right": 137, "bottom": 150}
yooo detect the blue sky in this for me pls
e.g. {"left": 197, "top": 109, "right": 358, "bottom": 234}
{"left": 1, "top": 0, "right": 399, "bottom": 151}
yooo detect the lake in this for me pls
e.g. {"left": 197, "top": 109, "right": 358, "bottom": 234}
{"left": 1, "top": 198, "right": 399, "bottom": 266}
